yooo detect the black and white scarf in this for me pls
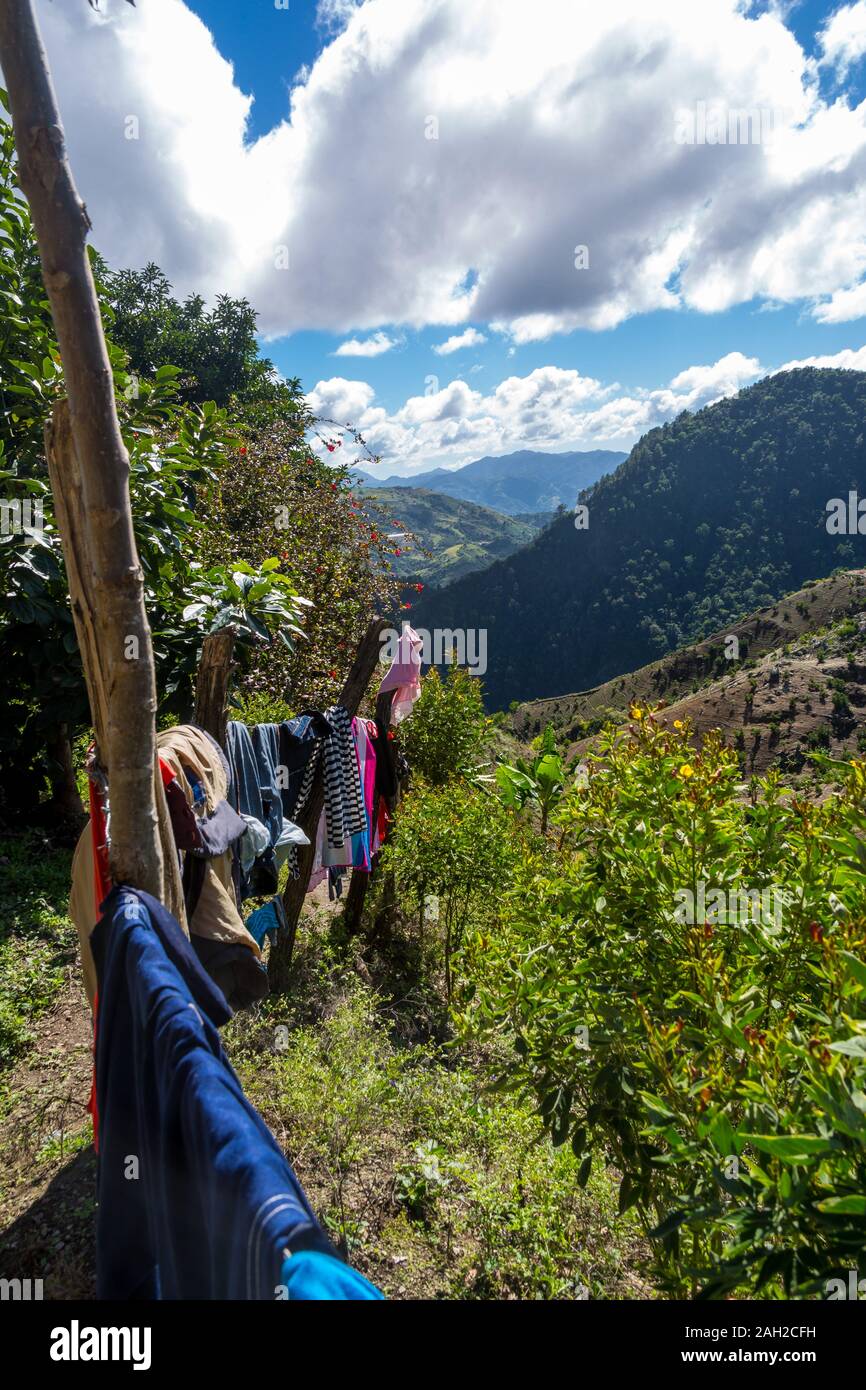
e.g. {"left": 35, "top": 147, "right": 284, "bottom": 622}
{"left": 286, "top": 705, "right": 366, "bottom": 876}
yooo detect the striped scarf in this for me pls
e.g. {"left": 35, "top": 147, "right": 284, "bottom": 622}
{"left": 286, "top": 705, "right": 366, "bottom": 876}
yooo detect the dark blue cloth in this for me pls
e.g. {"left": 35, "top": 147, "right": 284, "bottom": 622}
{"left": 226, "top": 721, "right": 278, "bottom": 900}
{"left": 91, "top": 886, "right": 359, "bottom": 1300}
{"left": 278, "top": 711, "right": 332, "bottom": 819}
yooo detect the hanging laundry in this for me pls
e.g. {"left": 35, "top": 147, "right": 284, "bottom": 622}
{"left": 70, "top": 726, "right": 266, "bottom": 1015}
{"left": 238, "top": 814, "right": 270, "bottom": 877}
{"left": 279, "top": 1249, "right": 383, "bottom": 1301}
{"left": 273, "top": 815, "right": 310, "bottom": 868}
{"left": 91, "top": 886, "right": 381, "bottom": 1301}
{"left": 278, "top": 711, "right": 333, "bottom": 820}
{"left": 245, "top": 895, "right": 288, "bottom": 948}
{"left": 280, "top": 705, "right": 366, "bottom": 879}
{"left": 351, "top": 716, "right": 377, "bottom": 870}
{"left": 250, "top": 723, "right": 284, "bottom": 849}
{"left": 225, "top": 721, "right": 263, "bottom": 821}
{"left": 193, "top": 799, "right": 247, "bottom": 861}
{"left": 378, "top": 623, "right": 423, "bottom": 724}
{"left": 225, "top": 721, "right": 279, "bottom": 900}
{"left": 162, "top": 762, "right": 201, "bottom": 852}
{"left": 157, "top": 727, "right": 265, "bottom": 1005}
{"left": 321, "top": 705, "right": 367, "bottom": 852}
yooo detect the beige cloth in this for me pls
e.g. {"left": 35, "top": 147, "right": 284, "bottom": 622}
{"left": 157, "top": 725, "right": 228, "bottom": 812}
{"left": 69, "top": 724, "right": 260, "bottom": 1009}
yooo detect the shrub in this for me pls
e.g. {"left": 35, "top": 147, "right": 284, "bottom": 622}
{"left": 458, "top": 710, "right": 866, "bottom": 1296}
{"left": 380, "top": 779, "right": 517, "bottom": 998}
{"left": 399, "top": 666, "right": 491, "bottom": 786}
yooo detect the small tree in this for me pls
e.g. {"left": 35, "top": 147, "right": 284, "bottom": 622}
{"left": 399, "top": 666, "right": 492, "bottom": 786}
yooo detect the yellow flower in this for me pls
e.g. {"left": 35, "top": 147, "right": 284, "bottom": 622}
{"left": 673, "top": 719, "right": 683, "bottom": 730}
{"left": 679, "top": 763, "right": 695, "bottom": 779}
{"left": 629, "top": 705, "right": 643, "bottom": 721}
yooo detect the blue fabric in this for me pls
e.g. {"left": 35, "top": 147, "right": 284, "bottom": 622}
{"left": 245, "top": 896, "right": 286, "bottom": 948}
{"left": 226, "top": 721, "right": 278, "bottom": 900}
{"left": 251, "top": 723, "right": 284, "bottom": 849}
{"left": 91, "top": 886, "right": 377, "bottom": 1300}
{"left": 225, "top": 721, "right": 263, "bottom": 821}
{"left": 279, "top": 1250, "right": 383, "bottom": 1301}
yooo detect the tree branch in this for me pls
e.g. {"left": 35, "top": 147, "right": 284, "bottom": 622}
{"left": 0, "top": 0, "right": 164, "bottom": 896}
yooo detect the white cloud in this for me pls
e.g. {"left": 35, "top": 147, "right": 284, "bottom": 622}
{"left": 334, "top": 332, "right": 397, "bottom": 356}
{"left": 306, "top": 376, "right": 377, "bottom": 423}
{"left": 667, "top": 351, "right": 763, "bottom": 398}
{"left": 315, "top": 0, "right": 364, "bottom": 35}
{"left": 20, "top": 0, "right": 866, "bottom": 340}
{"left": 433, "top": 328, "right": 487, "bottom": 355}
{"left": 812, "top": 279, "right": 866, "bottom": 323}
{"left": 777, "top": 343, "right": 866, "bottom": 371}
{"left": 819, "top": 1, "right": 866, "bottom": 78}
{"left": 307, "top": 351, "right": 770, "bottom": 473}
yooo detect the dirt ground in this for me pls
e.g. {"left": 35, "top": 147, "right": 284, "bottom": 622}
{"left": 0, "top": 961, "right": 96, "bottom": 1298}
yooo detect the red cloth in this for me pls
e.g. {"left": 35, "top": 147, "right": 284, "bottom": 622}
{"left": 88, "top": 774, "right": 111, "bottom": 911}
{"left": 87, "top": 991, "right": 100, "bottom": 1153}
{"left": 87, "top": 767, "right": 111, "bottom": 1154}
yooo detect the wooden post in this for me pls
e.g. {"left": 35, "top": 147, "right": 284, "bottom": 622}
{"left": 268, "top": 615, "right": 389, "bottom": 991}
{"left": 1, "top": 0, "right": 165, "bottom": 898}
{"left": 194, "top": 629, "right": 236, "bottom": 747}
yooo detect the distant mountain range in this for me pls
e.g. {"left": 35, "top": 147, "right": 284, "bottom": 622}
{"left": 363, "top": 487, "right": 547, "bottom": 588}
{"left": 414, "top": 368, "right": 866, "bottom": 709}
{"left": 353, "top": 448, "right": 625, "bottom": 515}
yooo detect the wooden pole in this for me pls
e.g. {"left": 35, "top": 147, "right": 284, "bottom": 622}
{"left": 268, "top": 615, "right": 389, "bottom": 991}
{"left": 194, "top": 629, "right": 236, "bottom": 747}
{"left": 0, "top": 0, "right": 165, "bottom": 897}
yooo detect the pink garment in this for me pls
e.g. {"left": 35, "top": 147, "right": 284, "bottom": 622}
{"left": 353, "top": 717, "right": 377, "bottom": 869}
{"left": 379, "top": 623, "right": 422, "bottom": 724}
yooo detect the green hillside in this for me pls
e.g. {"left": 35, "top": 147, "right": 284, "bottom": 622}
{"left": 364, "top": 487, "right": 545, "bottom": 588}
{"left": 513, "top": 567, "right": 866, "bottom": 779}
{"left": 415, "top": 368, "right": 866, "bottom": 708}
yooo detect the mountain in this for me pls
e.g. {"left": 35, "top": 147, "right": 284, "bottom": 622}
{"left": 413, "top": 368, "right": 866, "bottom": 709}
{"left": 512, "top": 568, "right": 866, "bottom": 777}
{"left": 363, "top": 487, "right": 546, "bottom": 588}
{"left": 356, "top": 448, "right": 625, "bottom": 514}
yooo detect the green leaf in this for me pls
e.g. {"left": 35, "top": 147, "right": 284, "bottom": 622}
{"left": 816, "top": 1195, "right": 866, "bottom": 1215}
{"left": 839, "top": 952, "right": 866, "bottom": 990}
{"left": 743, "top": 1134, "right": 836, "bottom": 1163}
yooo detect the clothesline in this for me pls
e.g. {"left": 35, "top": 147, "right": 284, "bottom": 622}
{"left": 67, "top": 622, "right": 424, "bottom": 1301}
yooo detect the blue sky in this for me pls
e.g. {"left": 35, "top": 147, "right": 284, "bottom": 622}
{"left": 28, "top": 0, "right": 866, "bottom": 473}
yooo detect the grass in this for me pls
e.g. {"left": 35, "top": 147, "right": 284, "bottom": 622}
{"left": 0, "top": 831, "right": 76, "bottom": 1072}
{"left": 227, "top": 930, "right": 651, "bottom": 1300}
{"left": 0, "top": 828, "right": 652, "bottom": 1301}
